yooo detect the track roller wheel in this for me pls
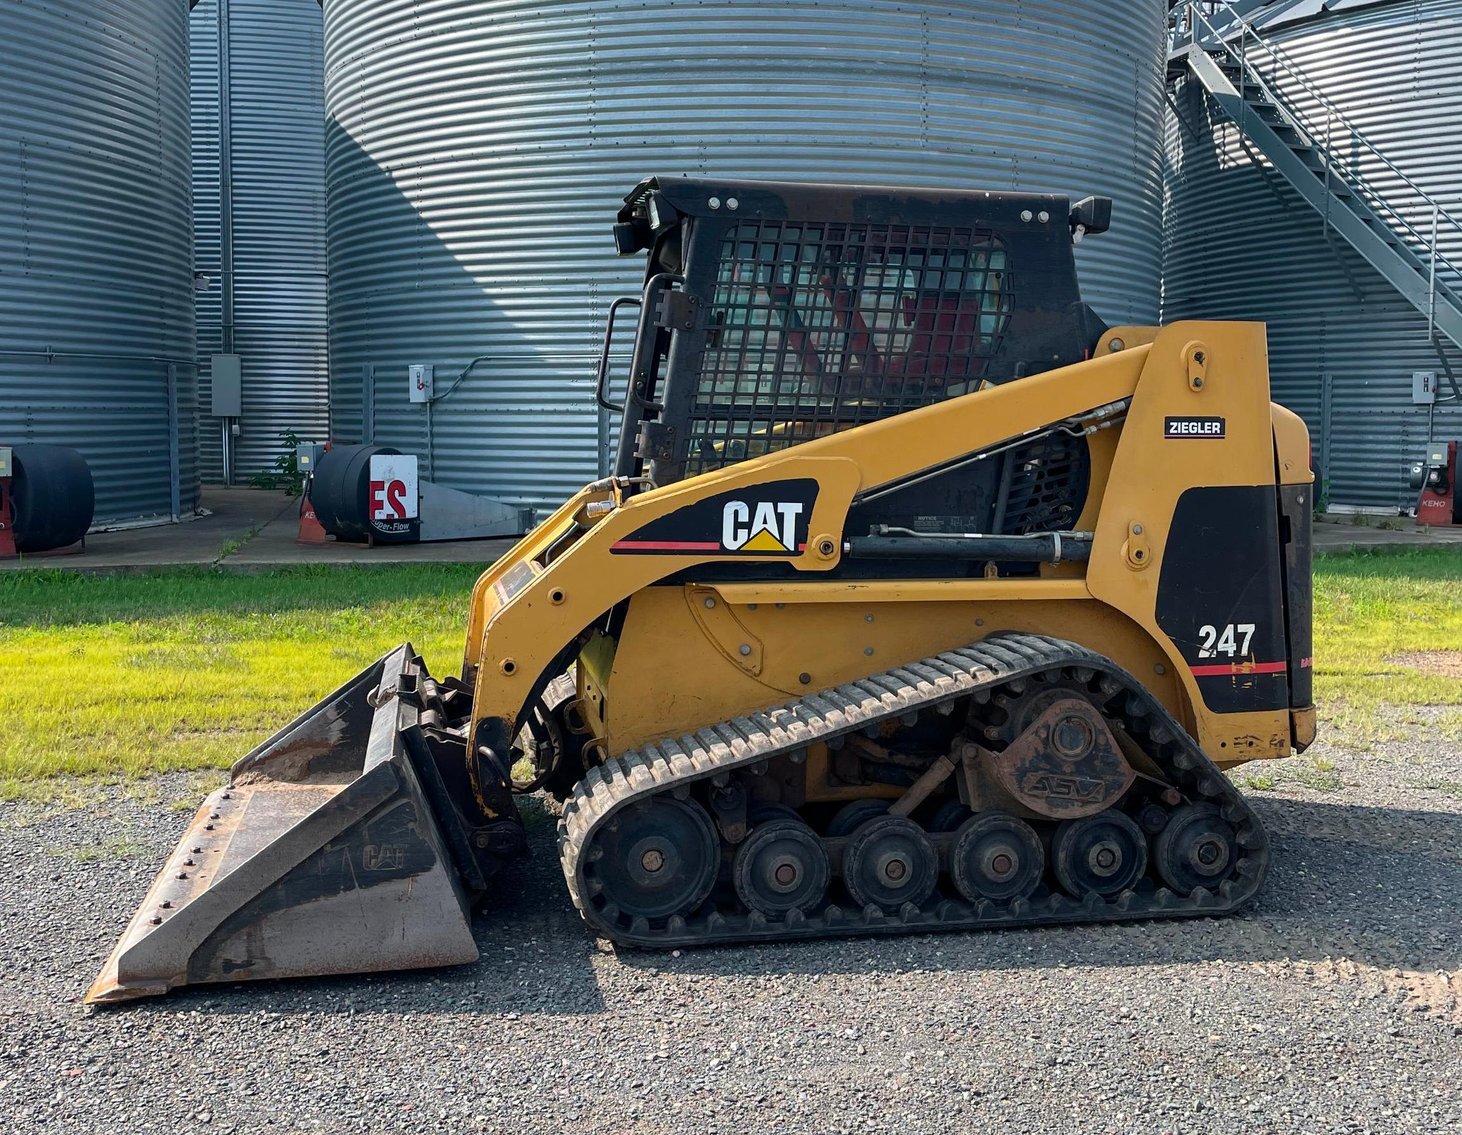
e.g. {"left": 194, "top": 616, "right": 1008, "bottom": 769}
{"left": 928, "top": 800, "right": 971, "bottom": 833}
{"left": 1051, "top": 810, "right": 1148, "bottom": 899}
{"left": 732, "top": 818, "right": 831, "bottom": 916}
{"left": 748, "top": 803, "right": 802, "bottom": 825}
{"left": 1154, "top": 803, "right": 1238, "bottom": 894}
{"left": 949, "top": 813, "right": 1045, "bottom": 903}
{"left": 583, "top": 797, "right": 718, "bottom": 922}
{"left": 826, "top": 798, "right": 890, "bottom": 837}
{"left": 843, "top": 815, "right": 938, "bottom": 912}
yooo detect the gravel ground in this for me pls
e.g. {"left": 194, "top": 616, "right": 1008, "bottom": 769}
{"left": 1, "top": 734, "right": 1459, "bottom": 1135}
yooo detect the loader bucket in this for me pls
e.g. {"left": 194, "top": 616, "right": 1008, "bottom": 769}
{"left": 86, "top": 644, "right": 485, "bottom": 1005}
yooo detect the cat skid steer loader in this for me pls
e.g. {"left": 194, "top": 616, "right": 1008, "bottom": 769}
{"left": 87, "top": 177, "right": 1314, "bottom": 1004}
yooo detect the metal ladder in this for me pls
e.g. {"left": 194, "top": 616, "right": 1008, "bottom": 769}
{"left": 1169, "top": 0, "right": 1462, "bottom": 357}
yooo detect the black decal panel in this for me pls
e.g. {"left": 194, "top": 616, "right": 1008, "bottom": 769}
{"left": 611, "top": 478, "right": 819, "bottom": 556}
{"left": 1164, "top": 416, "right": 1226, "bottom": 440}
{"left": 1156, "top": 486, "right": 1288, "bottom": 714}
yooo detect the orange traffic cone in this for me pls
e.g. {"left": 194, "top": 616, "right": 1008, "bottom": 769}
{"left": 297, "top": 493, "right": 328, "bottom": 545}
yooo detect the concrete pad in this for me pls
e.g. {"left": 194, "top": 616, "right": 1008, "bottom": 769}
{"left": 0, "top": 487, "right": 293, "bottom": 572}
{"left": 224, "top": 497, "right": 516, "bottom": 569}
{"left": 1314, "top": 516, "right": 1462, "bottom": 555}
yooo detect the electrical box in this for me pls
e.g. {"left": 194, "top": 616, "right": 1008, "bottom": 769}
{"left": 1429, "top": 443, "right": 1450, "bottom": 467}
{"left": 1413, "top": 370, "right": 1437, "bottom": 405}
{"left": 211, "top": 354, "right": 243, "bottom": 417}
{"left": 408, "top": 363, "right": 433, "bottom": 404}
{"left": 0, "top": 446, "right": 11, "bottom": 479}
{"left": 294, "top": 442, "right": 326, "bottom": 474}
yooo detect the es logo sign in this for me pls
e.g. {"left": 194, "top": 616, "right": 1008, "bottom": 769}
{"left": 610, "top": 479, "right": 819, "bottom": 556}
{"left": 367, "top": 454, "right": 419, "bottom": 523}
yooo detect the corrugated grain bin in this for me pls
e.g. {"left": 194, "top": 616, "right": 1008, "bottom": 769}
{"left": 0, "top": 0, "right": 197, "bottom": 524}
{"left": 323, "top": 0, "right": 1168, "bottom": 513}
{"left": 191, "top": 0, "right": 330, "bottom": 484}
{"left": 1165, "top": 0, "right": 1462, "bottom": 509}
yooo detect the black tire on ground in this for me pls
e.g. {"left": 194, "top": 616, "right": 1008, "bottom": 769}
{"left": 10, "top": 444, "right": 94, "bottom": 552}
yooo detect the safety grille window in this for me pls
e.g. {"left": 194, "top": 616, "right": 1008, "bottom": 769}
{"left": 686, "top": 220, "right": 1012, "bottom": 476}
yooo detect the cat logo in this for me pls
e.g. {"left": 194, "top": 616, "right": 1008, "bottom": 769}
{"left": 362, "top": 844, "right": 405, "bottom": 871}
{"left": 608, "top": 478, "right": 818, "bottom": 556}
{"left": 722, "top": 500, "right": 804, "bottom": 553}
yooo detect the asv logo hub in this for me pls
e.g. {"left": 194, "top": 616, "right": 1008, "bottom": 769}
{"left": 722, "top": 501, "right": 803, "bottom": 553}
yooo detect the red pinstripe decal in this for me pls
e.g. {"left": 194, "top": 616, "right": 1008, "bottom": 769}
{"left": 1190, "top": 660, "right": 1288, "bottom": 677}
{"left": 611, "top": 540, "right": 722, "bottom": 552}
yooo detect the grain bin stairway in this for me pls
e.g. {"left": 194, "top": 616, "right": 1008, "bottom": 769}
{"left": 1170, "top": 0, "right": 1462, "bottom": 364}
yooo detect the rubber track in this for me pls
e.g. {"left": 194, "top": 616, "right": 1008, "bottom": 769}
{"left": 558, "top": 633, "right": 1270, "bottom": 947}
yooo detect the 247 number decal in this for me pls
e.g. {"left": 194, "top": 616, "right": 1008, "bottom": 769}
{"left": 1197, "top": 622, "right": 1256, "bottom": 659}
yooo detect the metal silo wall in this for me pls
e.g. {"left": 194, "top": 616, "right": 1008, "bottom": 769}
{"left": 192, "top": 0, "right": 330, "bottom": 483}
{"left": 323, "top": 0, "right": 1167, "bottom": 512}
{"left": 0, "top": 0, "right": 196, "bottom": 524}
{"left": 192, "top": 0, "right": 225, "bottom": 475}
{"left": 1164, "top": 0, "right": 1462, "bottom": 510}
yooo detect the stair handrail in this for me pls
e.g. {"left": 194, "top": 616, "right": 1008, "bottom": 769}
{"left": 1181, "top": 0, "right": 1462, "bottom": 322}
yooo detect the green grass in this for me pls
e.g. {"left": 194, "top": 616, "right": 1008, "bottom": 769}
{"left": 1312, "top": 549, "right": 1462, "bottom": 748}
{"left": 217, "top": 524, "right": 261, "bottom": 561}
{"left": 0, "top": 548, "right": 1457, "bottom": 797}
{"left": 0, "top": 565, "right": 481, "bottom": 795}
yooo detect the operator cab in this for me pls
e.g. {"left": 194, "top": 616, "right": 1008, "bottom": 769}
{"left": 600, "top": 176, "right": 1112, "bottom": 489}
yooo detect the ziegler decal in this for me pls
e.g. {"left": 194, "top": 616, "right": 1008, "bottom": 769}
{"left": 611, "top": 478, "right": 819, "bottom": 556}
{"left": 1164, "top": 415, "right": 1226, "bottom": 439}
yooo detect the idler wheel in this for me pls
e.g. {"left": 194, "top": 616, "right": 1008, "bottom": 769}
{"left": 732, "top": 818, "right": 830, "bottom": 916}
{"left": 949, "top": 813, "right": 1045, "bottom": 903}
{"left": 843, "top": 815, "right": 938, "bottom": 912}
{"left": 584, "top": 797, "right": 718, "bottom": 921}
{"left": 984, "top": 674, "right": 1098, "bottom": 745}
{"left": 1051, "top": 810, "right": 1148, "bottom": 898}
{"left": 1154, "top": 803, "right": 1238, "bottom": 894}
